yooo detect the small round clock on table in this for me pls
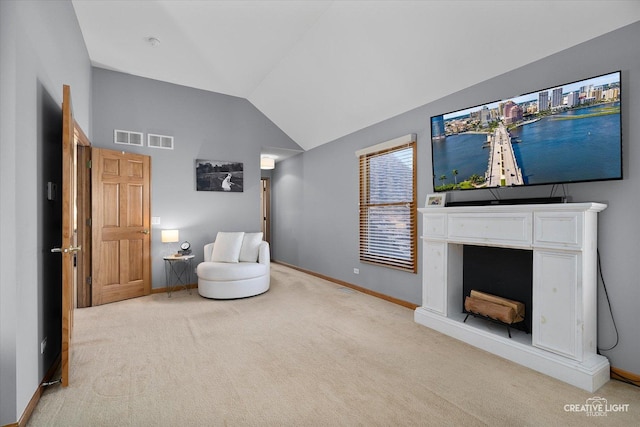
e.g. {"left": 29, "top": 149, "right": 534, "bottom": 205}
{"left": 178, "top": 241, "right": 191, "bottom": 256}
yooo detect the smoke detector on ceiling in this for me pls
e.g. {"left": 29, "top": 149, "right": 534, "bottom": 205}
{"left": 146, "top": 36, "right": 161, "bottom": 48}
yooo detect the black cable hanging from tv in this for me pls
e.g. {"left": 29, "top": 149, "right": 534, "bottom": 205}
{"left": 596, "top": 249, "right": 619, "bottom": 353}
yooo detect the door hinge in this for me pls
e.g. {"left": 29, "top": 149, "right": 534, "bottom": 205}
{"left": 87, "top": 276, "right": 92, "bottom": 285}
{"left": 87, "top": 159, "right": 92, "bottom": 168}
{"left": 86, "top": 218, "right": 92, "bottom": 227}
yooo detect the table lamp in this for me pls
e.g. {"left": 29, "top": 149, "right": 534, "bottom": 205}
{"left": 161, "top": 229, "right": 179, "bottom": 255}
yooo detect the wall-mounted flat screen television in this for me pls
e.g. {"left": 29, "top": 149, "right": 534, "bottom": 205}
{"left": 430, "top": 70, "right": 622, "bottom": 193}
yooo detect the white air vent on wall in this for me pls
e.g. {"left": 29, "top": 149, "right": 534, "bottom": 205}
{"left": 148, "top": 133, "right": 174, "bottom": 150}
{"left": 114, "top": 129, "right": 143, "bottom": 146}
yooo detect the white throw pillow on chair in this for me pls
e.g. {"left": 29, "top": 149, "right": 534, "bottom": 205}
{"left": 211, "top": 232, "right": 245, "bottom": 263}
{"left": 239, "top": 232, "right": 264, "bottom": 262}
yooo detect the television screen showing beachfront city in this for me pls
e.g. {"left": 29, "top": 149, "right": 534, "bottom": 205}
{"left": 430, "top": 71, "right": 622, "bottom": 193}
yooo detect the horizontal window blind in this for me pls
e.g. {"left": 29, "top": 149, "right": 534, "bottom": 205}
{"left": 359, "top": 140, "right": 417, "bottom": 272}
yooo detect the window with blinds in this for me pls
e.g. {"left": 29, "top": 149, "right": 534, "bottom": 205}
{"left": 358, "top": 137, "right": 417, "bottom": 273}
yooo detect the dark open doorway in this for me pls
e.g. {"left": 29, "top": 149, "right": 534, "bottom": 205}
{"left": 261, "top": 178, "right": 271, "bottom": 244}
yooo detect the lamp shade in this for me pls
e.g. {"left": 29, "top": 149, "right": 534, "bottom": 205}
{"left": 260, "top": 156, "right": 275, "bottom": 170}
{"left": 161, "top": 229, "right": 179, "bottom": 243}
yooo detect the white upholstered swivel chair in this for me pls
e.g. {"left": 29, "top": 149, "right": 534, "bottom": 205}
{"left": 196, "top": 232, "right": 270, "bottom": 299}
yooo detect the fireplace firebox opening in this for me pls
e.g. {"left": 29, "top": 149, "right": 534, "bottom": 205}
{"left": 462, "top": 245, "right": 533, "bottom": 333}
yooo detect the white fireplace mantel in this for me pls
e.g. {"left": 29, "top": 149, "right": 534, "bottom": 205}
{"left": 415, "top": 202, "right": 609, "bottom": 392}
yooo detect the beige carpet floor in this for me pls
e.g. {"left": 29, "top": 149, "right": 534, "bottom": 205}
{"left": 29, "top": 263, "right": 639, "bottom": 426}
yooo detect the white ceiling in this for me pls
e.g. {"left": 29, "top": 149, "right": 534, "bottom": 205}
{"left": 72, "top": 1, "right": 640, "bottom": 152}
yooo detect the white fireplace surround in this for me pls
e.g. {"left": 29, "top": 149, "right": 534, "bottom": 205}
{"left": 415, "top": 202, "right": 609, "bottom": 392}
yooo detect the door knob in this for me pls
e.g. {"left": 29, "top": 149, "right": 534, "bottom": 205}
{"left": 140, "top": 230, "right": 150, "bottom": 235}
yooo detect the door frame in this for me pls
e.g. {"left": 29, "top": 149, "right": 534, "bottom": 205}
{"left": 76, "top": 145, "right": 92, "bottom": 308}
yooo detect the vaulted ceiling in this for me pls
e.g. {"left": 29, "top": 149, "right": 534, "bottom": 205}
{"left": 72, "top": 1, "right": 640, "bottom": 152}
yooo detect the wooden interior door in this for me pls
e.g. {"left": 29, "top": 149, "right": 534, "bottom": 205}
{"left": 92, "top": 148, "right": 151, "bottom": 305}
{"left": 60, "top": 84, "right": 75, "bottom": 388}
{"left": 59, "top": 85, "right": 91, "bottom": 386}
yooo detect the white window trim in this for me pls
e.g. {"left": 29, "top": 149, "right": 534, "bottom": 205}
{"left": 355, "top": 133, "right": 416, "bottom": 157}
{"left": 358, "top": 134, "right": 417, "bottom": 273}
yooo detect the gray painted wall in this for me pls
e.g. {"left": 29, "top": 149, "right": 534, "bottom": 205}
{"left": 272, "top": 21, "right": 640, "bottom": 375}
{"left": 0, "top": 1, "right": 91, "bottom": 423}
{"left": 91, "top": 68, "right": 302, "bottom": 289}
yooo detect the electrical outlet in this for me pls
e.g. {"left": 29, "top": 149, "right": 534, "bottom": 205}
{"left": 41, "top": 337, "right": 47, "bottom": 354}
{"left": 353, "top": 268, "right": 359, "bottom": 274}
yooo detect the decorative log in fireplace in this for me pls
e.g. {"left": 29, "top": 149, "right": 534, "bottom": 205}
{"left": 464, "top": 290, "right": 526, "bottom": 338}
